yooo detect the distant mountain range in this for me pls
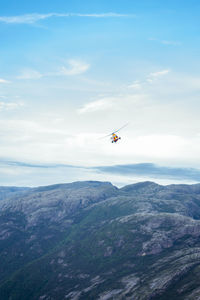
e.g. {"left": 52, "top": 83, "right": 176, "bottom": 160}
{"left": 1, "top": 181, "right": 200, "bottom": 299}
{"left": 1, "top": 159, "right": 200, "bottom": 187}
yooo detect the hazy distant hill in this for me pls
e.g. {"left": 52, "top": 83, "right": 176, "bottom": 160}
{"left": 1, "top": 181, "right": 200, "bottom": 299}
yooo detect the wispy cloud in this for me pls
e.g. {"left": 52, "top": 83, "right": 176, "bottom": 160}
{"left": 128, "top": 80, "right": 142, "bottom": 89}
{"left": 0, "top": 13, "right": 55, "bottom": 24}
{"left": 149, "top": 69, "right": 170, "bottom": 78}
{"left": 128, "top": 69, "right": 170, "bottom": 88}
{"left": 70, "top": 13, "right": 133, "bottom": 18}
{"left": 0, "top": 12, "right": 135, "bottom": 24}
{"left": 161, "top": 40, "right": 181, "bottom": 46}
{"left": 148, "top": 38, "right": 181, "bottom": 46}
{"left": 17, "top": 69, "right": 43, "bottom": 80}
{"left": 17, "top": 60, "right": 90, "bottom": 80}
{"left": 147, "top": 69, "right": 170, "bottom": 83}
{"left": 0, "top": 101, "right": 24, "bottom": 111}
{"left": 59, "top": 60, "right": 90, "bottom": 76}
{"left": 78, "top": 97, "right": 116, "bottom": 114}
{"left": 0, "top": 78, "right": 10, "bottom": 83}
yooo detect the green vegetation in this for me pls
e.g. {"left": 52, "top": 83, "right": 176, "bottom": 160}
{"left": 1, "top": 181, "right": 200, "bottom": 299}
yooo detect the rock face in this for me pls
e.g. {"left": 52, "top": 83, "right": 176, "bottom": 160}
{"left": 1, "top": 181, "right": 200, "bottom": 299}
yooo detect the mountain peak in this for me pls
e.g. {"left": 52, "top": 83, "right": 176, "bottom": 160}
{"left": 120, "top": 181, "right": 161, "bottom": 193}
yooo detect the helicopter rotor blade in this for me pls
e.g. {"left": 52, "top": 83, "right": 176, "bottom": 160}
{"left": 99, "top": 132, "right": 113, "bottom": 139}
{"left": 113, "top": 122, "right": 129, "bottom": 134}
{"left": 99, "top": 122, "right": 129, "bottom": 139}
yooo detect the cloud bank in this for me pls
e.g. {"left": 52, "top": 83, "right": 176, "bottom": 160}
{"left": 0, "top": 160, "right": 200, "bottom": 187}
{"left": 96, "top": 163, "right": 200, "bottom": 182}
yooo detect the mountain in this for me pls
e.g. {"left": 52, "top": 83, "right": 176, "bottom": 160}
{"left": 0, "top": 186, "right": 30, "bottom": 201}
{"left": 1, "top": 181, "right": 200, "bottom": 299}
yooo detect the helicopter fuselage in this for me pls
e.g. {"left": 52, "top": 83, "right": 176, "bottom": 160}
{"left": 111, "top": 133, "right": 121, "bottom": 143}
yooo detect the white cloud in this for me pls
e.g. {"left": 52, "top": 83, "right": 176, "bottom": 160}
{"left": 128, "top": 80, "right": 142, "bottom": 89}
{"left": 1, "top": 69, "right": 200, "bottom": 180}
{"left": 146, "top": 69, "right": 170, "bottom": 84}
{"left": 71, "top": 13, "right": 134, "bottom": 18}
{"left": 148, "top": 38, "right": 181, "bottom": 46}
{"left": 128, "top": 69, "right": 170, "bottom": 89}
{"left": 161, "top": 40, "right": 181, "bottom": 46}
{"left": 0, "top": 13, "right": 55, "bottom": 24}
{"left": 17, "top": 60, "right": 90, "bottom": 80}
{"left": 149, "top": 69, "right": 170, "bottom": 78}
{"left": 0, "top": 78, "right": 10, "bottom": 83}
{"left": 148, "top": 37, "right": 157, "bottom": 41}
{"left": 0, "top": 12, "right": 135, "bottom": 24}
{"left": 59, "top": 60, "right": 90, "bottom": 76}
{"left": 78, "top": 96, "right": 120, "bottom": 114}
{"left": 17, "top": 69, "right": 43, "bottom": 80}
{"left": 0, "top": 102, "right": 24, "bottom": 111}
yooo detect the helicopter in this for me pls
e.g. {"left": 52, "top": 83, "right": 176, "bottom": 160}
{"left": 103, "top": 123, "right": 129, "bottom": 143}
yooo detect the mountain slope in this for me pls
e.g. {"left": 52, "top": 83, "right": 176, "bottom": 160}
{"left": 1, "top": 181, "right": 200, "bottom": 299}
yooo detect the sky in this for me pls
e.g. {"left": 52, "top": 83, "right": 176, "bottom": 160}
{"left": 1, "top": 0, "right": 200, "bottom": 186}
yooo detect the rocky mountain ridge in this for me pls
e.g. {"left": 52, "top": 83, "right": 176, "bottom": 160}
{"left": 1, "top": 181, "right": 200, "bottom": 299}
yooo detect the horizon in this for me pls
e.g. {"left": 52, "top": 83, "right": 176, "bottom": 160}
{"left": 2, "top": 179, "right": 200, "bottom": 189}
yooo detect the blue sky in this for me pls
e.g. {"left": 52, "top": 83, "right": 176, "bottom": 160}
{"left": 0, "top": 0, "right": 200, "bottom": 186}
